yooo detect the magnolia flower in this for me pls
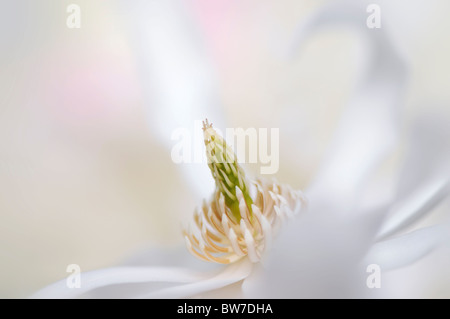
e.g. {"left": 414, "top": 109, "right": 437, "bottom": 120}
{"left": 32, "top": 1, "right": 450, "bottom": 298}
{"left": 33, "top": 118, "right": 309, "bottom": 298}
{"left": 31, "top": 111, "right": 450, "bottom": 298}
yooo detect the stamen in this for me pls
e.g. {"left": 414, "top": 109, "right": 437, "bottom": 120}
{"left": 221, "top": 213, "right": 231, "bottom": 237}
{"left": 277, "top": 194, "right": 288, "bottom": 205}
{"left": 238, "top": 198, "right": 250, "bottom": 223}
{"left": 183, "top": 120, "right": 307, "bottom": 264}
{"left": 244, "top": 229, "right": 259, "bottom": 263}
{"left": 235, "top": 186, "right": 244, "bottom": 202}
{"left": 202, "top": 225, "right": 230, "bottom": 253}
{"left": 228, "top": 228, "right": 246, "bottom": 257}
{"left": 218, "top": 193, "right": 226, "bottom": 216}
{"left": 250, "top": 204, "right": 263, "bottom": 235}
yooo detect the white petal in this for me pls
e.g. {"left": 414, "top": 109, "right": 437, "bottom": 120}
{"left": 31, "top": 266, "right": 208, "bottom": 299}
{"left": 395, "top": 114, "right": 450, "bottom": 202}
{"left": 120, "top": 245, "right": 216, "bottom": 271}
{"left": 242, "top": 210, "right": 383, "bottom": 298}
{"left": 295, "top": 3, "right": 407, "bottom": 210}
{"left": 377, "top": 177, "right": 450, "bottom": 240}
{"left": 121, "top": 0, "right": 226, "bottom": 199}
{"left": 139, "top": 258, "right": 253, "bottom": 298}
{"left": 364, "top": 224, "right": 450, "bottom": 272}
{"left": 365, "top": 241, "right": 450, "bottom": 298}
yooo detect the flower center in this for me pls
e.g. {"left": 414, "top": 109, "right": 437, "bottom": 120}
{"left": 183, "top": 120, "right": 307, "bottom": 264}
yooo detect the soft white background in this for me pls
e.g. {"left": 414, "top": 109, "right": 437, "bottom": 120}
{"left": 1, "top": 0, "right": 449, "bottom": 297}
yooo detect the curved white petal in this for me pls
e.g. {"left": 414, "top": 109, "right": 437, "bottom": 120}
{"left": 242, "top": 210, "right": 384, "bottom": 298}
{"left": 139, "top": 258, "right": 253, "bottom": 298}
{"left": 31, "top": 266, "right": 208, "bottom": 299}
{"left": 296, "top": 2, "right": 407, "bottom": 210}
{"left": 377, "top": 176, "right": 450, "bottom": 240}
{"left": 366, "top": 240, "right": 450, "bottom": 298}
{"left": 365, "top": 224, "right": 450, "bottom": 272}
{"left": 396, "top": 114, "right": 450, "bottom": 202}
{"left": 120, "top": 0, "right": 226, "bottom": 199}
{"left": 119, "top": 244, "right": 219, "bottom": 274}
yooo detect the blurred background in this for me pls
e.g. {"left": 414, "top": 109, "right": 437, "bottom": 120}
{"left": 1, "top": 0, "right": 449, "bottom": 298}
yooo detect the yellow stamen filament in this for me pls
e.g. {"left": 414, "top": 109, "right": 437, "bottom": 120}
{"left": 184, "top": 179, "right": 306, "bottom": 264}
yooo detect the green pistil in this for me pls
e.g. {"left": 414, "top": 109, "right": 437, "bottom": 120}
{"left": 203, "top": 120, "right": 253, "bottom": 221}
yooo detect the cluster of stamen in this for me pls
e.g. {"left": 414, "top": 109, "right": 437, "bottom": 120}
{"left": 183, "top": 119, "right": 306, "bottom": 264}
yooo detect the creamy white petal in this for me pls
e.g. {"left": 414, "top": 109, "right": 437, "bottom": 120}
{"left": 139, "top": 258, "right": 253, "bottom": 298}
{"left": 377, "top": 177, "right": 450, "bottom": 240}
{"left": 31, "top": 266, "right": 208, "bottom": 299}
{"left": 364, "top": 241, "right": 450, "bottom": 298}
{"left": 395, "top": 114, "right": 450, "bottom": 202}
{"left": 364, "top": 224, "right": 450, "bottom": 272}
{"left": 294, "top": 2, "right": 407, "bottom": 211}
{"left": 119, "top": 245, "right": 218, "bottom": 273}
{"left": 242, "top": 210, "right": 383, "bottom": 298}
{"left": 120, "top": 0, "right": 226, "bottom": 199}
